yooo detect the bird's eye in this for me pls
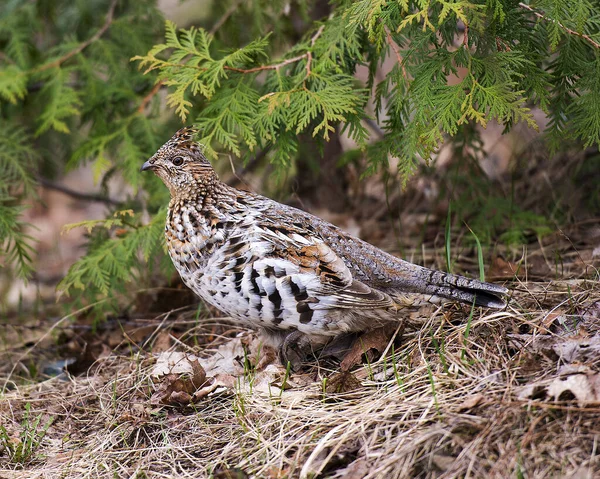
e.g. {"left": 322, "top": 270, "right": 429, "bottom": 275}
{"left": 172, "top": 156, "right": 184, "bottom": 166}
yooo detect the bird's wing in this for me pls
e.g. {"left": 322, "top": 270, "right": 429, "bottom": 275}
{"left": 223, "top": 220, "right": 393, "bottom": 312}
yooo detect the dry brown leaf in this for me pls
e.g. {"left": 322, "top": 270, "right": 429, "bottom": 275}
{"left": 150, "top": 355, "right": 211, "bottom": 405}
{"left": 487, "top": 256, "right": 522, "bottom": 279}
{"left": 340, "top": 325, "right": 396, "bottom": 371}
{"left": 518, "top": 367, "right": 600, "bottom": 406}
{"left": 432, "top": 454, "right": 457, "bottom": 472}
{"left": 339, "top": 458, "right": 370, "bottom": 479}
{"left": 457, "top": 393, "right": 485, "bottom": 411}
{"left": 213, "top": 466, "right": 248, "bottom": 479}
{"left": 527, "top": 255, "right": 552, "bottom": 278}
{"left": 325, "top": 371, "right": 362, "bottom": 394}
{"left": 542, "top": 311, "right": 565, "bottom": 329}
{"left": 152, "top": 330, "right": 173, "bottom": 352}
{"left": 508, "top": 333, "right": 600, "bottom": 364}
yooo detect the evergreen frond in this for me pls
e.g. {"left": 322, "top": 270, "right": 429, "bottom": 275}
{"left": 35, "top": 68, "right": 82, "bottom": 135}
{"left": 0, "top": 197, "right": 35, "bottom": 280}
{"left": 0, "top": 66, "right": 28, "bottom": 104}
{"left": 58, "top": 209, "right": 168, "bottom": 300}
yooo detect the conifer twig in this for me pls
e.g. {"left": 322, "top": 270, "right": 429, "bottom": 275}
{"left": 137, "top": 80, "right": 164, "bottom": 113}
{"left": 224, "top": 25, "right": 325, "bottom": 74}
{"left": 384, "top": 26, "right": 407, "bottom": 79}
{"left": 35, "top": 0, "right": 119, "bottom": 73}
{"left": 209, "top": 0, "right": 245, "bottom": 36}
{"left": 518, "top": 2, "right": 600, "bottom": 49}
{"left": 0, "top": 50, "right": 15, "bottom": 65}
{"left": 223, "top": 53, "right": 310, "bottom": 73}
{"left": 37, "top": 177, "right": 122, "bottom": 206}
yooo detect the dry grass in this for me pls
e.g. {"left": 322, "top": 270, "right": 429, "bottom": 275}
{"left": 1, "top": 274, "right": 600, "bottom": 478}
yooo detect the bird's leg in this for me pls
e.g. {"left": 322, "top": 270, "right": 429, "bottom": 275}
{"left": 279, "top": 330, "right": 314, "bottom": 371}
{"left": 320, "top": 333, "right": 359, "bottom": 360}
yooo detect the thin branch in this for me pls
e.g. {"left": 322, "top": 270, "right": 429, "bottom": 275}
{"left": 37, "top": 177, "right": 122, "bottom": 206}
{"left": 305, "top": 25, "right": 324, "bottom": 75}
{"left": 34, "top": 0, "right": 119, "bottom": 73}
{"left": 310, "top": 25, "right": 325, "bottom": 47}
{"left": 137, "top": 80, "right": 164, "bottom": 113}
{"left": 223, "top": 25, "right": 325, "bottom": 75}
{"left": 384, "top": 26, "right": 408, "bottom": 79}
{"left": 518, "top": 2, "right": 600, "bottom": 49}
{"left": 0, "top": 50, "right": 16, "bottom": 65}
{"left": 365, "top": 118, "right": 385, "bottom": 139}
{"left": 223, "top": 53, "right": 309, "bottom": 73}
{"left": 209, "top": 0, "right": 244, "bottom": 36}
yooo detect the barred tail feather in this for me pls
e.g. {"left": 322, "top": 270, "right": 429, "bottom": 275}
{"left": 394, "top": 267, "right": 508, "bottom": 309}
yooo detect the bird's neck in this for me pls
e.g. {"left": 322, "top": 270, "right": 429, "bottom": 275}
{"left": 169, "top": 176, "right": 237, "bottom": 212}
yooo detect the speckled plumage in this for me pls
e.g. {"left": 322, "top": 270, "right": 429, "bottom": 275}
{"left": 142, "top": 127, "right": 508, "bottom": 362}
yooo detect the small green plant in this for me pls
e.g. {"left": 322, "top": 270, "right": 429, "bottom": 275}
{"left": 431, "top": 332, "right": 449, "bottom": 374}
{"left": 279, "top": 361, "right": 292, "bottom": 399}
{"left": 466, "top": 224, "right": 485, "bottom": 281}
{"left": 0, "top": 403, "right": 53, "bottom": 464}
{"left": 241, "top": 341, "right": 259, "bottom": 394}
{"left": 390, "top": 344, "right": 405, "bottom": 391}
{"left": 425, "top": 361, "right": 441, "bottom": 418}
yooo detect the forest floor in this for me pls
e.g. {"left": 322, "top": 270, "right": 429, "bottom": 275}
{"left": 2, "top": 145, "right": 600, "bottom": 478}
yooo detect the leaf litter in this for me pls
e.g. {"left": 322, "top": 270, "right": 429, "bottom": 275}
{"left": 2, "top": 274, "right": 600, "bottom": 478}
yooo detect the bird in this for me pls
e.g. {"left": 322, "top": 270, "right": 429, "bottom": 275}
{"left": 141, "top": 127, "right": 508, "bottom": 368}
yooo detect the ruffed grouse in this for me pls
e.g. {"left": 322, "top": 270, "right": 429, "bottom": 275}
{"left": 142, "top": 127, "right": 508, "bottom": 366}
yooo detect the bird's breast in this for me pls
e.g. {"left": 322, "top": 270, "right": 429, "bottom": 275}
{"left": 165, "top": 205, "right": 226, "bottom": 269}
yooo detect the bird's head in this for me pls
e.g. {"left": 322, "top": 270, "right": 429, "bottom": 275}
{"left": 141, "top": 126, "right": 217, "bottom": 197}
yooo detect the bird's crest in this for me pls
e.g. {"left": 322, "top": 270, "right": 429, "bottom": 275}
{"left": 145, "top": 125, "right": 210, "bottom": 168}
{"left": 163, "top": 125, "right": 201, "bottom": 153}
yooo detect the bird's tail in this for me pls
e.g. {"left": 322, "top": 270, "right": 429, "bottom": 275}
{"left": 392, "top": 266, "right": 508, "bottom": 309}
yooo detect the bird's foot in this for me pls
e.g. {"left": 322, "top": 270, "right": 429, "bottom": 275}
{"left": 279, "top": 330, "right": 314, "bottom": 371}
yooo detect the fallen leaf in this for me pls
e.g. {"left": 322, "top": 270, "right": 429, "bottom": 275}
{"left": 150, "top": 354, "right": 210, "bottom": 405}
{"left": 152, "top": 330, "right": 172, "bottom": 352}
{"left": 339, "top": 458, "right": 370, "bottom": 479}
{"left": 518, "top": 368, "right": 600, "bottom": 406}
{"left": 213, "top": 466, "right": 248, "bottom": 479}
{"left": 340, "top": 325, "right": 397, "bottom": 371}
{"left": 432, "top": 454, "right": 457, "bottom": 472}
{"left": 508, "top": 333, "right": 600, "bottom": 364}
{"left": 325, "top": 371, "right": 362, "bottom": 394}
{"left": 487, "top": 257, "right": 522, "bottom": 279}
{"left": 457, "top": 393, "right": 485, "bottom": 411}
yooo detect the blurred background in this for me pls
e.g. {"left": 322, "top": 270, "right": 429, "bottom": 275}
{"left": 1, "top": 0, "right": 599, "bottom": 327}
{"left": 2, "top": 3, "right": 600, "bottom": 476}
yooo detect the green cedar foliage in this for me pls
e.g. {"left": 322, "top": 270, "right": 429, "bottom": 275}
{"left": 1, "top": 0, "right": 599, "bottom": 313}
{"left": 0, "top": 0, "right": 170, "bottom": 308}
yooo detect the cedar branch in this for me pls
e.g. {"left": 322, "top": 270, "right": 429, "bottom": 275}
{"left": 384, "top": 26, "right": 408, "bottom": 79}
{"left": 35, "top": 0, "right": 119, "bottom": 73}
{"left": 518, "top": 2, "right": 600, "bottom": 49}
{"left": 137, "top": 81, "right": 164, "bottom": 114}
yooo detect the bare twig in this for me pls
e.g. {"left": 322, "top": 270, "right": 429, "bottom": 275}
{"left": 209, "top": 0, "right": 245, "bottom": 36}
{"left": 0, "top": 50, "right": 16, "bottom": 65}
{"left": 224, "top": 25, "right": 325, "bottom": 75}
{"left": 224, "top": 53, "right": 310, "bottom": 73}
{"left": 37, "top": 177, "right": 122, "bottom": 206}
{"left": 518, "top": 2, "right": 600, "bottom": 49}
{"left": 305, "top": 25, "right": 324, "bottom": 75}
{"left": 137, "top": 80, "right": 164, "bottom": 114}
{"left": 34, "top": 0, "right": 119, "bottom": 73}
{"left": 384, "top": 26, "right": 408, "bottom": 79}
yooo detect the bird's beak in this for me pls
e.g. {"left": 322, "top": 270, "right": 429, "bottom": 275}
{"left": 140, "top": 160, "right": 155, "bottom": 172}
